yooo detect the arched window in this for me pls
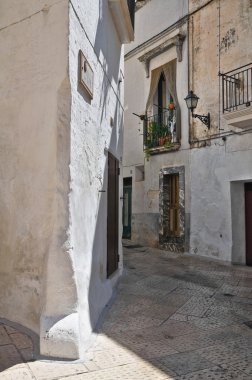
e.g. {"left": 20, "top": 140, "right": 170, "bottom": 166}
{"left": 144, "top": 60, "right": 180, "bottom": 149}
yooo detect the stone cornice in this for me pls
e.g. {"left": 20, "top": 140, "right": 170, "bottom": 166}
{"left": 125, "top": 15, "right": 188, "bottom": 61}
{"left": 138, "top": 33, "right": 186, "bottom": 78}
{"left": 135, "top": 0, "right": 151, "bottom": 11}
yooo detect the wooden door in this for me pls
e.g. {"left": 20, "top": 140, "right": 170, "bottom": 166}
{"left": 123, "top": 178, "right": 132, "bottom": 239}
{"left": 163, "top": 173, "right": 180, "bottom": 237}
{"left": 107, "top": 152, "right": 119, "bottom": 277}
{"left": 245, "top": 183, "right": 252, "bottom": 266}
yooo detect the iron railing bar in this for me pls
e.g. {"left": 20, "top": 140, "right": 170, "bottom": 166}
{"left": 222, "top": 64, "right": 252, "bottom": 111}
{"left": 225, "top": 78, "right": 228, "bottom": 111}
{"left": 235, "top": 73, "right": 238, "bottom": 110}
{"left": 238, "top": 72, "right": 241, "bottom": 106}
{"left": 232, "top": 80, "right": 235, "bottom": 111}
{"left": 250, "top": 69, "right": 252, "bottom": 102}
{"left": 246, "top": 69, "right": 249, "bottom": 103}
{"left": 242, "top": 71, "right": 245, "bottom": 105}
{"left": 224, "top": 62, "right": 252, "bottom": 75}
{"left": 222, "top": 75, "right": 225, "bottom": 112}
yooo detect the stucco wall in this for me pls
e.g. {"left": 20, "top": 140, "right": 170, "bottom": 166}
{"left": 189, "top": 0, "right": 252, "bottom": 139}
{"left": 189, "top": 0, "right": 252, "bottom": 262}
{"left": 125, "top": 0, "right": 188, "bottom": 54}
{"left": 190, "top": 140, "right": 252, "bottom": 262}
{"left": 0, "top": 0, "right": 70, "bottom": 334}
{"left": 1, "top": 0, "right": 126, "bottom": 360}
{"left": 68, "top": 0, "right": 124, "bottom": 359}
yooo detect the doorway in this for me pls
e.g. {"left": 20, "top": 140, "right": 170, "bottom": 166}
{"left": 163, "top": 173, "right": 180, "bottom": 237}
{"left": 123, "top": 177, "right": 132, "bottom": 239}
{"left": 107, "top": 152, "right": 119, "bottom": 277}
{"left": 245, "top": 183, "right": 252, "bottom": 266}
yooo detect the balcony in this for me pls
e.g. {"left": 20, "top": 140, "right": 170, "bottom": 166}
{"left": 220, "top": 63, "right": 252, "bottom": 129}
{"left": 109, "top": 0, "right": 135, "bottom": 43}
{"left": 143, "top": 110, "right": 179, "bottom": 156}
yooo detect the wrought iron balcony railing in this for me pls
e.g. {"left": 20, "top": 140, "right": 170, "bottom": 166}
{"left": 143, "top": 110, "right": 177, "bottom": 151}
{"left": 220, "top": 63, "right": 252, "bottom": 113}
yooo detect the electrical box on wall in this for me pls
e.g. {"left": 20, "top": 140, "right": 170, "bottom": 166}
{"left": 79, "top": 50, "right": 94, "bottom": 99}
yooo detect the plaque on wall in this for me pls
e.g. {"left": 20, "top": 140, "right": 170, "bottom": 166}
{"left": 79, "top": 50, "right": 94, "bottom": 99}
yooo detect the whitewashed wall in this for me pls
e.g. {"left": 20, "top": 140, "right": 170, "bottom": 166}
{"left": 67, "top": 0, "right": 124, "bottom": 359}
{"left": 0, "top": 0, "right": 70, "bottom": 336}
{"left": 0, "top": 0, "right": 125, "bottom": 360}
{"left": 190, "top": 143, "right": 252, "bottom": 262}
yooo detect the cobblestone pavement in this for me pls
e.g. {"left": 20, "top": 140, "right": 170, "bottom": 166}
{"left": 1, "top": 243, "right": 252, "bottom": 379}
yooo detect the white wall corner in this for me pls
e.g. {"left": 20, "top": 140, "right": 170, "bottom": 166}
{"left": 40, "top": 313, "right": 80, "bottom": 360}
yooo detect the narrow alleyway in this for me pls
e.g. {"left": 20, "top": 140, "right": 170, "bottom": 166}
{"left": 1, "top": 243, "right": 252, "bottom": 379}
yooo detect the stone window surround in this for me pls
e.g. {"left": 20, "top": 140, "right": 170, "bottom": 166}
{"left": 159, "top": 165, "right": 185, "bottom": 252}
{"left": 138, "top": 33, "right": 185, "bottom": 78}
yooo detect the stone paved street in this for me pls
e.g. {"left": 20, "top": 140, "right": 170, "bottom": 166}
{"left": 1, "top": 243, "right": 252, "bottom": 379}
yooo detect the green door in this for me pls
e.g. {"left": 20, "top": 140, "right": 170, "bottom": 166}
{"left": 123, "top": 178, "right": 132, "bottom": 239}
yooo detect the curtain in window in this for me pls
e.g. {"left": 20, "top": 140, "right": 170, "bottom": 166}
{"left": 145, "top": 66, "right": 163, "bottom": 114}
{"left": 145, "top": 60, "right": 181, "bottom": 142}
{"left": 162, "top": 60, "right": 181, "bottom": 141}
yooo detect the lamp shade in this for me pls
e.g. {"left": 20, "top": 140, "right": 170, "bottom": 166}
{"left": 184, "top": 90, "right": 199, "bottom": 111}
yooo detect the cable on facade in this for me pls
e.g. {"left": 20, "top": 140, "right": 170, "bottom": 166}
{"left": 0, "top": 0, "right": 66, "bottom": 32}
{"left": 125, "top": 0, "right": 215, "bottom": 59}
{"left": 189, "top": 127, "right": 252, "bottom": 145}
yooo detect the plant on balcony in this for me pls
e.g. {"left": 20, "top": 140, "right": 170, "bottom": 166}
{"left": 158, "top": 124, "right": 171, "bottom": 146}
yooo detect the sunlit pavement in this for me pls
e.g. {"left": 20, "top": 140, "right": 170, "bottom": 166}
{"left": 1, "top": 242, "right": 252, "bottom": 379}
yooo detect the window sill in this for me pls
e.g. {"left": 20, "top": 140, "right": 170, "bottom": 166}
{"left": 146, "top": 143, "right": 181, "bottom": 155}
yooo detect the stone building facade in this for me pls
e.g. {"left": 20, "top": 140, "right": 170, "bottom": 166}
{"left": 0, "top": 0, "right": 134, "bottom": 359}
{"left": 123, "top": 0, "right": 190, "bottom": 252}
{"left": 123, "top": 0, "right": 252, "bottom": 265}
{"left": 188, "top": 0, "right": 252, "bottom": 264}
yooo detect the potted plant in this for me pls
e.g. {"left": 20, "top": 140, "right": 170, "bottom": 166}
{"left": 158, "top": 124, "right": 169, "bottom": 146}
{"left": 148, "top": 121, "right": 160, "bottom": 147}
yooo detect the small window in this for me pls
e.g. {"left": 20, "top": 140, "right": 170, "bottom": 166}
{"left": 135, "top": 165, "right": 144, "bottom": 182}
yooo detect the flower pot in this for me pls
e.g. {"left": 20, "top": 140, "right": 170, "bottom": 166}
{"left": 159, "top": 137, "right": 166, "bottom": 146}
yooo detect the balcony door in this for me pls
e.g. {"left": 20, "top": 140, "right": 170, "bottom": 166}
{"left": 245, "top": 183, "right": 252, "bottom": 266}
{"left": 123, "top": 177, "right": 132, "bottom": 239}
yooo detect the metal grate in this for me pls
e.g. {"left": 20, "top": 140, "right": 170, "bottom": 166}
{"left": 220, "top": 63, "right": 252, "bottom": 113}
{"left": 143, "top": 110, "right": 177, "bottom": 150}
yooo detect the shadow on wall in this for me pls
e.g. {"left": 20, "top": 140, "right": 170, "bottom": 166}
{"left": 77, "top": 0, "right": 124, "bottom": 357}
{"left": 95, "top": 0, "right": 122, "bottom": 126}
{"left": 86, "top": 64, "right": 123, "bottom": 346}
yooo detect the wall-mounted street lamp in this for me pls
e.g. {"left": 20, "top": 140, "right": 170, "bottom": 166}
{"left": 184, "top": 90, "right": 210, "bottom": 129}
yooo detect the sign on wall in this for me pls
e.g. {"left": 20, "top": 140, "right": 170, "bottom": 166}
{"left": 79, "top": 50, "right": 94, "bottom": 99}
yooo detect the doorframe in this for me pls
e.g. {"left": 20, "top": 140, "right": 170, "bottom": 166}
{"left": 245, "top": 182, "right": 252, "bottom": 266}
{"left": 230, "top": 180, "right": 252, "bottom": 265}
{"left": 107, "top": 152, "right": 119, "bottom": 278}
{"left": 159, "top": 166, "right": 185, "bottom": 252}
{"left": 122, "top": 177, "right": 132, "bottom": 239}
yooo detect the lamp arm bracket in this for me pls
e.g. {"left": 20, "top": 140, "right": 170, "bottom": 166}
{"left": 193, "top": 113, "right": 210, "bottom": 129}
